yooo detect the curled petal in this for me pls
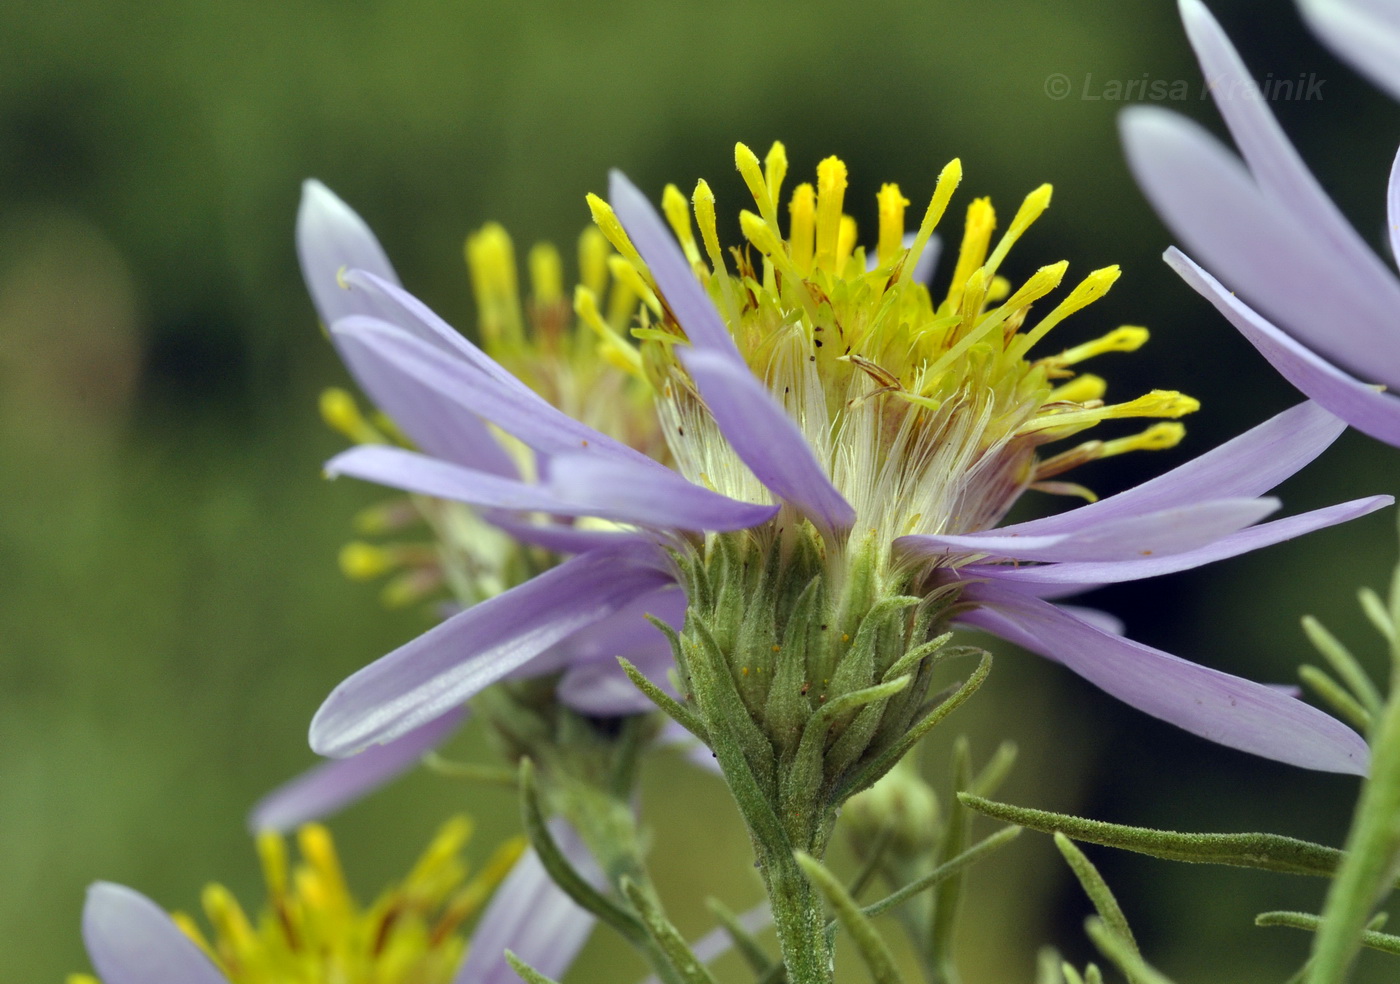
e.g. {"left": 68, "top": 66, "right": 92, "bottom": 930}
{"left": 1121, "top": 105, "right": 1400, "bottom": 385}
{"left": 967, "top": 496, "right": 1393, "bottom": 588}
{"left": 971, "top": 400, "right": 1344, "bottom": 539}
{"left": 248, "top": 707, "right": 467, "bottom": 833}
{"left": 333, "top": 316, "right": 653, "bottom": 466}
{"left": 681, "top": 348, "right": 856, "bottom": 532}
{"left": 310, "top": 546, "right": 672, "bottom": 757}
{"left": 1168, "top": 248, "right": 1400, "bottom": 446}
{"left": 455, "top": 819, "right": 599, "bottom": 984}
{"left": 1298, "top": 0, "right": 1400, "bottom": 102}
{"left": 608, "top": 169, "right": 744, "bottom": 361}
{"left": 297, "top": 180, "right": 400, "bottom": 327}
{"left": 959, "top": 584, "right": 1369, "bottom": 775}
{"left": 899, "top": 497, "right": 1279, "bottom": 563}
{"left": 82, "top": 883, "right": 227, "bottom": 984}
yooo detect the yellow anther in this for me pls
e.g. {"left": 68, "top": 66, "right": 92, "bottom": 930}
{"left": 1051, "top": 325, "right": 1151, "bottom": 366}
{"left": 578, "top": 226, "right": 612, "bottom": 297}
{"left": 693, "top": 179, "right": 741, "bottom": 322}
{"left": 575, "top": 285, "right": 645, "bottom": 379}
{"left": 339, "top": 541, "right": 396, "bottom": 580}
{"left": 1015, "top": 265, "right": 1122, "bottom": 356}
{"left": 320, "top": 387, "right": 384, "bottom": 445}
{"left": 814, "top": 156, "right": 849, "bottom": 272}
{"left": 945, "top": 197, "right": 996, "bottom": 311}
{"left": 836, "top": 215, "right": 858, "bottom": 272}
{"left": 381, "top": 568, "right": 442, "bottom": 609}
{"left": 788, "top": 181, "right": 817, "bottom": 275}
{"left": 1048, "top": 373, "right": 1107, "bottom": 404}
{"left": 764, "top": 141, "right": 789, "bottom": 218}
{"left": 527, "top": 242, "right": 563, "bottom": 306}
{"left": 465, "top": 223, "right": 524, "bottom": 347}
{"left": 585, "top": 194, "right": 649, "bottom": 279}
{"left": 736, "top": 142, "right": 780, "bottom": 231}
{"left": 256, "top": 830, "right": 289, "bottom": 899}
{"left": 608, "top": 254, "right": 662, "bottom": 317}
{"left": 1025, "top": 389, "right": 1198, "bottom": 438}
{"left": 982, "top": 183, "right": 1052, "bottom": 279}
{"left": 1100, "top": 421, "right": 1186, "bottom": 455}
{"left": 662, "top": 184, "right": 702, "bottom": 265}
{"left": 905, "top": 158, "right": 962, "bottom": 284}
{"left": 202, "top": 883, "right": 256, "bottom": 952}
{"left": 298, "top": 824, "right": 352, "bottom": 914}
{"left": 405, "top": 816, "right": 473, "bottom": 900}
{"left": 1106, "top": 390, "right": 1199, "bottom": 419}
{"left": 877, "top": 183, "right": 910, "bottom": 267}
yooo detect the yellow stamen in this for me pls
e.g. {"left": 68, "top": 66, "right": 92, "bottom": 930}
{"left": 736, "top": 142, "right": 780, "bottom": 231}
{"left": 1013, "top": 265, "right": 1122, "bottom": 357}
{"left": 662, "top": 184, "right": 702, "bottom": 265}
{"left": 1048, "top": 373, "right": 1107, "bottom": 404}
{"left": 764, "top": 142, "right": 789, "bottom": 220}
{"left": 982, "top": 183, "right": 1052, "bottom": 279}
{"left": 339, "top": 542, "right": 397, "bottom": 580}
{"left": 465, "top": 223, "right": 524, "bottom": 347}
{"left": 578, "top": 226, "right": 612, "bottom": 297}
{"left": 904, "top": 158, "right": 962, "bottom": 284}
{"left": 585, "top": 194, "right": 649, "bottom": 279}
{"left": 527, "top": 242, "right": 563, "bottom": 306}
{"left": 608, "top": 254, "right": 662, "bottom": 317}
{"left": 814, "top": 156, "right": 848, "bottom": 273}
{"left": 877, "top": 183, "right": 910, "bottom": 267}
{"left": 943, "top": 197, "right": 996, "bottom": 312}
{"left": 1047, "top": 325, "right": 1150, "bottom": 366}
{"left": 788, "top": 182, "right": 817, "bottom": 275}
{"left": 575, "top": 285, "right": 645, "bottom": 379}
{"left": 320, "top": 388, "right": 384, "bottom": 446}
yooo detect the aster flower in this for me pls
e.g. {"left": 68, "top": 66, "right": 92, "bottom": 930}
{"left": 1121, "top": 0, "right": 1400, "bottom": 446}
{"left": 73, "top": 817, "right": 596, "bottom": 984}
{"left": 253, "top": 188, "right": 696, "bottom": 831}
{"left": 303, "top": 148, "right": 1379, "bottom": 782}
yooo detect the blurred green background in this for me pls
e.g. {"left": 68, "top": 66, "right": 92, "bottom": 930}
{"left": 4, "top": 0, "right": 1399, "bottom": 980}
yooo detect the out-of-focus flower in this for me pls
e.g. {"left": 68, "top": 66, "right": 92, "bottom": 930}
{"left": 1298, "top": 0, "right": 1400, "bottom": 102}
{"left": 251, "top": 188, "right": 694, "bottom": 832}
{"left": 73, "top": 817, "right": 596, "bottom": 984}
{"left": 1122, "top": 0, "right": 1400, "bottom": 446}
{"left": 302, "top": 144, "right": 1380, "bottom": 776}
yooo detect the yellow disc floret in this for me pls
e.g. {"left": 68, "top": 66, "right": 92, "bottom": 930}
{"left": 585, "top": 141, "right": 1196, "bottom": 551}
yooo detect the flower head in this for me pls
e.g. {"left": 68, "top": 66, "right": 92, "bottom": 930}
{"left": 298, "top": 147, "right": 1380, "bottom": 780}
{"left": 74, "top": 818, "right": 593, "bottom": 984}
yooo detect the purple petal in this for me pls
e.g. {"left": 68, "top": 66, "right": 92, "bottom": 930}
{"left": 333, "top": 316, "right": 654, "bottom": 467}
{"left": 520, "top": 584, "right": 683, "bottom": 678}
{"left": 608, "top": 170, "right": 744, "bottom": 361}
{"left": 547, "top": 451, "right": 780, "bottom": 532}
{"left": 1182, "top": 0, "right": 1397, "bottom": 288}
{"left": 1390, "top": 144, "right": 1400, "bottom": 277}
{"left": 959, "top": 400, "right": 1343, "bottom": 539}
{"left": 327, "top": 444, "right": 568, "bottom": 512}
{"left": 82, "top": 883, "right": 228, "bottom": 984}
{"left": 310, "top": 545, "right": 673, "bottom": 757}
{"left": 455, "top": 818, "right": 599, "bottom": 984}
{"left": 681, "top": 348, "right": 856, "bottom": 532}
{"left": 296, "top": 180, "right": 400, "bottom": 328}
{"left": 248, "top": 707, "right": 466, "bottom": 833}
{"left": 899, "top": 497, "right": 1279, "bottom": 563}
{"left": 959, "top": 584, "right": 1369, "bottom": 774}
{"left": 328, "top": 443, "right": 774, "bottom": 533}
{"left": 1120, "top": 105, "right": 1400, "bottom": 386}
{"left": 1298, "top": 0, "right": 1400, "bottom": 102}
{"left": 1167, "top": 248, "right": 1400, "bottom": 446}
{"left": 483, "top": 515, "right": 656, "bottom": 555}
{"left": 557, "top": 662, "right": 659, "bottom": 715}
{"left": 965, "top": 496, "right": 1392, "bottom": 587}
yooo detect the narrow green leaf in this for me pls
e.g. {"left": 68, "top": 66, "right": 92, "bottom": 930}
{"left": 1054, "top": 833, "right": 1139, "bottom": 964}
{"left": 1298, "top": 664, "right": 1372, "bottom": 732}
{"left": 704, "top": 898, "right": 775, "bottom": 976}
{"left": 621, "top": 877, "right": 721, "bottom": 984}
{"left": 505, "top": 951, "right": 564, "bottom": 984}
{"left": 1084, "top": 918, "right": 1178, "bottom": 984}
{"left": 861, "top": 825, "right": 1022, "bottom": 920}
{"left": 618, "top": 655, "right": 710, "bottom": 743}
{"left": 795, "top": 851, "right": 905, "bottom": 984}
{"left": 517, "top": 759, "right": 645, "bottom": 944}
{"left": 929, "top": 740, "right": 973, "bottom": 970}
{"left": 1034, "top": 947, "right": 1065, "bottom": 984}
{"left": 1257, "top": 911, "right": 1400, "bottom": 955}
{"left": 1302, "top": 614, "right": 1383, "bottom": 719}
{"left": 837, "top": 649, "right": 992, "bottom": 800}
{"left": 970, "top": 740, "right": 1018, "bottom": 798}
{"left": 1359, "top": 587, "right": 1395, "bottom": 644}
{"left": 960, "top": 794, "right": 1344, "bottom": 877}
